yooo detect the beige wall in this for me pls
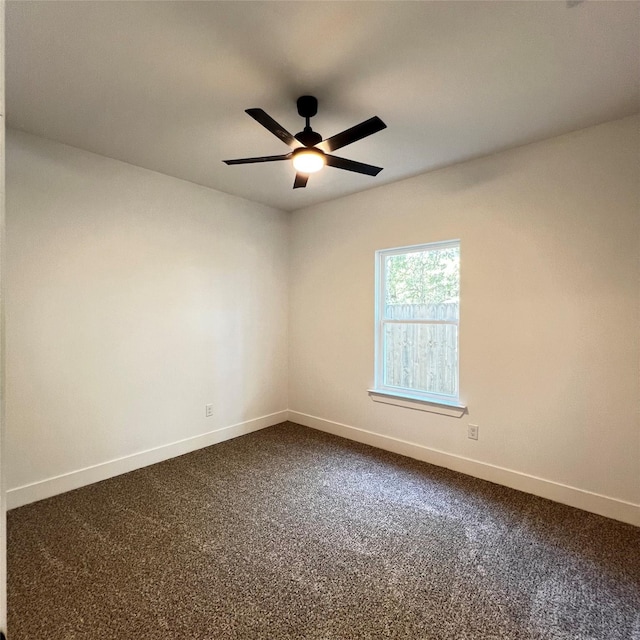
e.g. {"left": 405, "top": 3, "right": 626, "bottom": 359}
{"left": 289, "top": 115, "right": 640, "bottom": 520}
{"left": 6, "top": 130, "right": 289, "bottom": 499}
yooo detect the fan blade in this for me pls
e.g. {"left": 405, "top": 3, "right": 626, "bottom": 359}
{"left": 325, "top": 154, "right": 383, "bottom": 176}
{"left": 293, "top": 173, "right": 309, "bottom": 189}
{"left": 246, "top": 108, "right": 298, "bottom": 148}
{"left": 223, "top": 153, "right": 291, "bottom": 165}
{"left": 319, "top": 116, "right": 386, "bottom": 152}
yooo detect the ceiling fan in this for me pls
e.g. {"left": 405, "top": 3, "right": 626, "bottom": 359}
{"left": 223, "top": 96, "right": 387, "bottom": 189}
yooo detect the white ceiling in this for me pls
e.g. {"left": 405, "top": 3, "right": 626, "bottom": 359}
{"left": 6, "top": 1, "right": 640, "bottom": 212}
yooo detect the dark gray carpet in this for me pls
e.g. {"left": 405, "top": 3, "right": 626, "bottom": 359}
{"left": 8, "top": 422, "right": 640, "bottom": 639}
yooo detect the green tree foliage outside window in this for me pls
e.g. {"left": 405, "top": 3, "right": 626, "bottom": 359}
{"left": 385, "top": 247, "right": 460, "bottom": 305}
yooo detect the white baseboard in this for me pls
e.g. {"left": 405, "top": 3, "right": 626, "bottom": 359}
{"left": 288, "top": 410, "right": 640, "bottom": 527}
{"left": 7, "top": 410, "right": 288, "bottom": 510}
{"left": 9, "top": 409, "right": 639, "bottom": 527}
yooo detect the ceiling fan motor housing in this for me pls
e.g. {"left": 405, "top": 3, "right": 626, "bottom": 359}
{"left": 295, "top": 128, "right": 322, "bottom": 147}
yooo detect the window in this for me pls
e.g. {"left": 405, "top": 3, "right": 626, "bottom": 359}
{"left": 373, "top": 240, "right": 462, "bottom": 409}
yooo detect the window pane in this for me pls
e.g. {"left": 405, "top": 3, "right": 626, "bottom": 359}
{"left": 385, "top": 247, "right": 460, "bottom": 306}
{"left": 384, "top": 323, "right": 458, "bottom": 396}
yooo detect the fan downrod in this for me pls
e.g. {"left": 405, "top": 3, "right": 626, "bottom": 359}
{"left": 295, "top": 95, "right": 322, "bottom": 147}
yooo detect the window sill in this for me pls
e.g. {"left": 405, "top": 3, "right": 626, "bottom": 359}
{"left": 368, "top": 389, "right": 467, "bottom": 417}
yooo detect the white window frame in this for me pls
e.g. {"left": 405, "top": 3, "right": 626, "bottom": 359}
{"left": 370, "top": 240, "right": 465, "bottom": 412}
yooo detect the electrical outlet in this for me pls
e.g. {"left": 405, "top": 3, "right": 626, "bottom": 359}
{"left": 205, "top": 404, "right": 213, "bottom": 418}
{"left": 468, "top": 424, "right": 479, "bottom": 440}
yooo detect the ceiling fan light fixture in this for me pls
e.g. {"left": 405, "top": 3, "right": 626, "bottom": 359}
{"left": 292, "top": 148, "right": 326, "bottom": 174}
